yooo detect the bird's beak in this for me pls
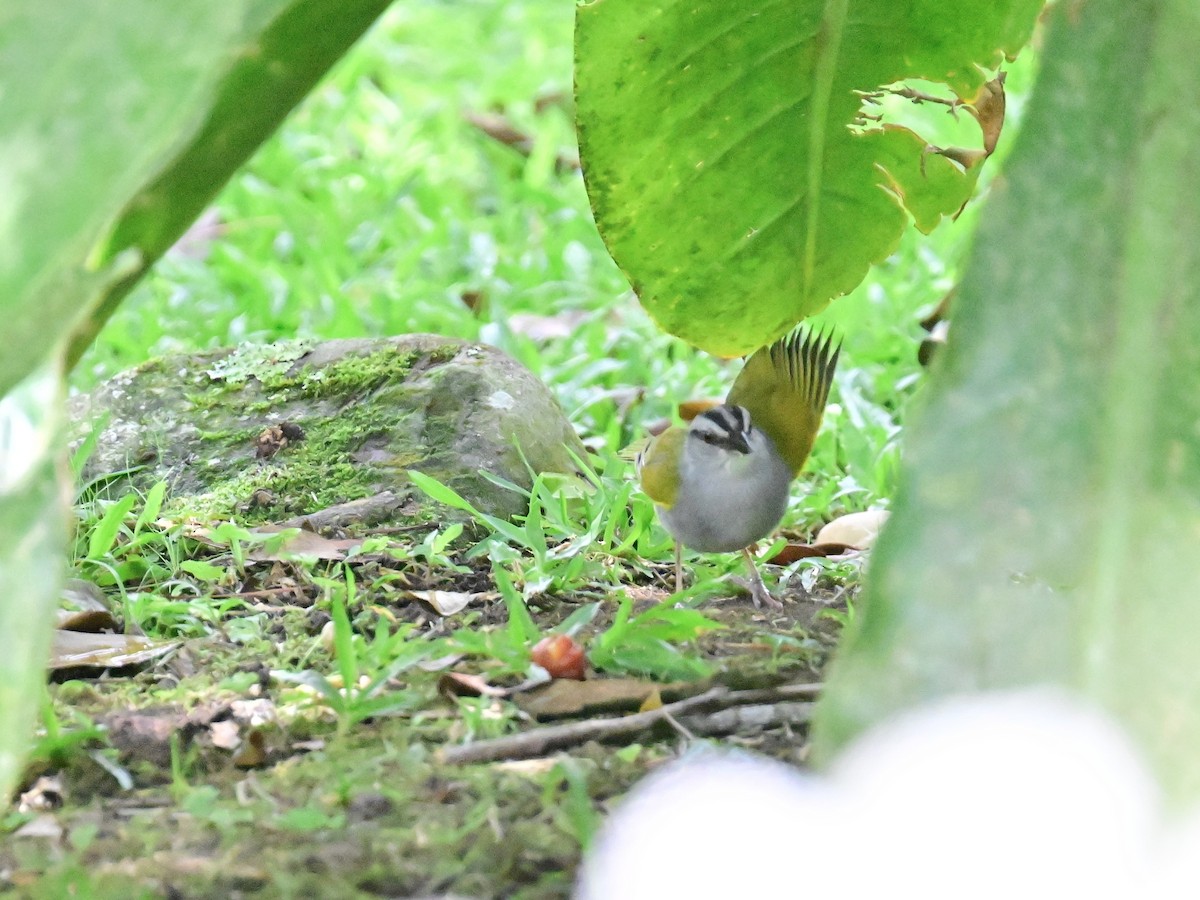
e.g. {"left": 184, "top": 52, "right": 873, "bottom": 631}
{"left": 730, "top": 431, "right": 752, "bottom": 455}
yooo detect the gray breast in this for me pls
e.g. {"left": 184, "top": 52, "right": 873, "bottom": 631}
{"left": 659, "top": 433, "right": 792, "bottom": 553}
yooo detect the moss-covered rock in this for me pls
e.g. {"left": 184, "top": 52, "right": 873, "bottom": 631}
{"left": 69, "top": 335, "right": 586, "bottom": 523}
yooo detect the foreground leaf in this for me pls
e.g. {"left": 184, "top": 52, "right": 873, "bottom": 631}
{"left": 0, "top": 0, "right": 392, "bottom": 395}
{"left": 0, "top": 366, "right": 67, "bottom": 804}
{"left": 574, "top": 0, "right": 1042, "bottom": 355}
{"left": 812, "top": 0, "right": 1200, "bottom": 802}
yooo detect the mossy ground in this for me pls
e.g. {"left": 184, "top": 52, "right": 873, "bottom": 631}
{"left": 8, "top": 548, "right": 851, "bottom": 898}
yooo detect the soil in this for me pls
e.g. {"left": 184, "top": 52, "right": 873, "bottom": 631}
{"left": 5, "top": 553, "right": 852, "bottom": 899}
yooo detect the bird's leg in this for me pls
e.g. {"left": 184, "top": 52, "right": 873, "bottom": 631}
{"left": 742, "top": 548, "right": 783, "bottom": 610}
{"left": 674, "top": 542, "right": 684, "bottom": 594}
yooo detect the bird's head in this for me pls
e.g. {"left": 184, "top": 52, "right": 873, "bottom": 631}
{"left": 688, "top": 404, "right": 754, "bottom": 457}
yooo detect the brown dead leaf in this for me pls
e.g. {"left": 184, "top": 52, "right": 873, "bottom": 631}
{"left": 514, "top": 678, "right": 704, "bottom": 720}
{"left": 926, "top": 73, "right": 1008, "bottom": 173}
{"left": 677, "top": 399, "right": 720, "bottom": 421}
{"left": 623, "top": 585, "right": 670, "bottom": 603}
{"left": 767, "top": 542, "right": 856, "bottom": 564}
{"left": 246, "top": 527, "right": 363, "bottom": 562}
{"left": 55, "top": 608, "right": 120, "bottom": 633}
{"left": 967, "top": 72, "right": 1007, "bottom": 157}
{"left": 49, "top": 630, "right": 180, "bottom": 671}
{"left": 460, "top": 288, "right": 487, "bottom": 314}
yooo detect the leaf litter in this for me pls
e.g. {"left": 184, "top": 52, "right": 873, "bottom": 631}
{"left": 13, "top": 510, "right": 856, "bottom": 897}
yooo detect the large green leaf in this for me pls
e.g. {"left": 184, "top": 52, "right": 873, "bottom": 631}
{"left": 0, "top": 365, "right": 66, "bottom": 806}
{"left": 812, "top": 0, "right": 1200, "bottom": 802}
{"left": 0, "top": 0, "right": 391, "bottom": 395}
{"left": 575, "top": 0, "right": 1043, "bottom": 356}
{"left": 0, "top": 0, "right": 390, "bottom": 807}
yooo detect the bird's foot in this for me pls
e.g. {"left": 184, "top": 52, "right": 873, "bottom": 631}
{"left": 729, "top": 575, "right": 783, "bottom": 609}
{"left": 740, "top": 548, "right": 783, "bottom": 609}
{"left": 748, "top": 578, "right": 783, "bottom": 610}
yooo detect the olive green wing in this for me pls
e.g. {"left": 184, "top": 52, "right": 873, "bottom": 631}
{"left": 635, "top": 427, "right": 686, "bottom": 509}
{"left": 726, "top": 328, "right": 840, "bottom": 476}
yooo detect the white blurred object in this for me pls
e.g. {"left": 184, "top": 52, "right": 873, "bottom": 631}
{"left": 814, "top": 509, "right": 890, "bottom": 550}
{"left": 577, "top": 690, "right": 1191, "bottom": 899}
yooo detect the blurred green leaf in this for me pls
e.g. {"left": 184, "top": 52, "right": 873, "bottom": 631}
{"left": 0, "top": 0, "right": 392, "bottom": 811}
{"left": 589, "top": 595, "right": 718, "bottom": 681}
{"left": 574, "top": 0, "right": 1042, "bottom": 355}
{"left": 0, "top": 365, "right": 68, "bottom": 806}
{"left": 813, "top": 0, "right": 1200, "bottom": 802}
{"left": 0, "top": 0, "right": 392, "bottom": 395}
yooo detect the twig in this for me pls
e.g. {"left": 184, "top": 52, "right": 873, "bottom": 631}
{"left": 438, "top": 682, "right": 823, "bottom": 765}
{"left": 679, "top": 701, "right": 813, "bottom": 736}
{"left": 661, "top": 708, "right": 697, "bottom": 742}
{"left": 439, "top": 687, "right": 729, "bottom": 765}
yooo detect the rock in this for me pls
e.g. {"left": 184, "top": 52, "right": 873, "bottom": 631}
{"left": 69, "top": 335, "right": 585, "bottom": 522}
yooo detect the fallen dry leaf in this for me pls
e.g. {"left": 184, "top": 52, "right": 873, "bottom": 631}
{"left": 247, "top": 527, "right": 363, "bottom": 562}
{"left": 409, "top": 590, "right": 497, "bottom": 616}
{"left": 767, "top": 542, "right": 857, "bottom": 565}
{"left": 815, "top": 510, "right": 891, "bottom": 551}
{"left": 49, "top": 631, "right": 180, "bottom": 671}
{"left": 55, "top": 608, "right": 120, "bottom": 633}
{"left": 514, "top": 678, "right": 704, "bottom": 720}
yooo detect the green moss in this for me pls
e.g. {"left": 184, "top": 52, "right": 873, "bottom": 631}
{"left": 293, "top": 345, "right": 456, "bottom": 399}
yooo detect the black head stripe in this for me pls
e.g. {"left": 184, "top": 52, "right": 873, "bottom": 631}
{"left": 692, "top": 405, "right": 752, "bottom": 452}
{"left": 699, "top": 405, "right": 749, "bottom": 435}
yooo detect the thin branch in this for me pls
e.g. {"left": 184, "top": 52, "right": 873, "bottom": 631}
{"left": 438, "top": 682, "right": 822, "bottom": 765}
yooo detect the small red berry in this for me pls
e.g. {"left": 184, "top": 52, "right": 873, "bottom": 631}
{"left": 531, "top": 634, "right": 587, "bottom": 680}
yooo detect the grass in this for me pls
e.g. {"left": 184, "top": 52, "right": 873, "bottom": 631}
{"left": 19, "top": 0, "right": 1040, "bottom": 895}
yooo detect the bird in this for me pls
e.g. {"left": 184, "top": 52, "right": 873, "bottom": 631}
{"left": 635, "top": 327, "right": 840, "bottom": 608}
